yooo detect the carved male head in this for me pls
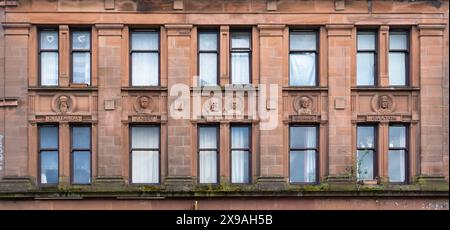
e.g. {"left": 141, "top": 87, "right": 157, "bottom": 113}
{"left": 59, "top": 96, "right": 69, "bottom": 113}
{"left": 300, "top": 96, "right": 311, "bottom": 109}
{"left": 379, "top": 95, "right": 390, "bottom": 109}
{"left": 139, "top": 96, "right": 150, "bottom": 109}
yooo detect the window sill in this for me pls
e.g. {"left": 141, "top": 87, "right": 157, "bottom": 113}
{"left": 351, "top": 87, "right": 420, "bottom": 91}
{"left": 283, "top": 86, "right": 328, "bottom": 91}
{"left": 29, "top": 86, "right": 98, "bottom": 91}
{"left": 121, "top": 86, "right": 167, "bottom": 91}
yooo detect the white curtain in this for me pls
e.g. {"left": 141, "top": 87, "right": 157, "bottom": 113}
{"left": 132, "top": 52, "right": 159, "bottom": 86}
{"left": 131, "top": 127, "right": 159, "bottom": 183}
{"left": 290, "top": 32, "right": 316, "bottom": 51}
{"left": 289, "top": 127, "right": 317, "bottom": 183}
{"left": 231, "top": 127, "right": 250, "bottom": 183}
{"left": 388, "top": 150, "right": 405, "bottom": 182}
{"left": 199, "top": 53, "right": 217, "bottom": 86}
{"left": 41, "top": 52, "right": 59, "bottom": 86}
{"left": 231, "top": 53, "right": 250, "bottom": 84}
{"left": 199, "top": 127, "right": 218, "bottom": 183}
{"left": 357, "top": 53, "right": 375, "bottom": 86}
{"left": 73, "top": 52, "right": 91, "bottom": 85}
{"left": 389, "top": 52, "right": 406, "bottom": 86}
{"left": 132, "top": 32, "right": 159, "bottom": 50}
{"left": 290, "top": 53, "right": 316, "bottom": 86}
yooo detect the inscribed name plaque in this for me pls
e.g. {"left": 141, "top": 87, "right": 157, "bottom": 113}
{"left": 45, "top": 115, "right": 83, "bottom": 122}
{"left": 366, "top": 115, "right": 401, "bottom": 122}
{"left": 131, "top": 115, "right": 161, "bottom": 122}
{"left": 290, "top": 115, "right": 320, "bottom": 122}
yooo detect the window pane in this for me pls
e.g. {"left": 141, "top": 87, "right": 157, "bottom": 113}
{"left": 199, "top": 127, "right": 217, "bottom": 149}
{"left": 72, "top": 52, "right": 91, "bottom": 84}
{"left": 290, "top": 150, "right": 316, "bottom": 183}
{"left": 231, "top": 150, "right": 250, "bottom": 183}
{"left": 132, "top": 150, "right": 159, "bottom": 183}
{"left": 132, "top": 32, "right": 159, "bottom": 51}
{"left": 357, "top": 32, "right": 375, "bottom": 50}
{"left": 290, "top": 126, "right": 316, "bottom": 149}
{"left": 388, "top": 150, "right": 406, "bottom": 182}
{"left": 40, "top": 126, "right": 58, "bottom": 149}
{"left": 289, "top": 53, "right": 316, "bottom": 86}
{"left": 131, "top": 126, "right": 159, "bottom": 149}
{"left": 231, "top": 32, "right": 250, "bottom": 49}
{"left": 72, "top": 31, "right": 90, "bottom": 50}
{"left": 199, "top": 32, "right": 217, "bottom": 51}
{"left": 40, "top": 151, "right": 58, "bottom": 184}
{"left": 72, "top": 127, "right": 90, "bottom": 149}
{"left": 357, "top": 126, "right": 375, "bottom": 148}
{"left": 357, "top": 150, "right": 374, "bottom": 180}
{"left": 73, "top": 151, "right": 91, "bottom": 184}
{"left": 231, "top": 126, "right": 249, "bottom": 149}
{"left": 389, "top": 52, "right": 406, "bottom": 86}
{"left": 290, "top": 32, "right": 316, "bottom": 51}
{"left": 199, "top": 53, "right": 218, "bottom": 86}
{"left": 357, "top": 53, "right": 375, "bottom": 86}
{"left": 389, "top": 126, "right": 406, "bottom": 148}
{"left": 41, "top": 52, "right": 59, "bottom": 86}
{"left": 390, "top": 32, "right": 407, "bottom": 50}
{"left": 231, "top": 52, "right": 250, "bottom": 84}
{"left": 199, "top": 150, "right": 217, "bottom": 183}
{"left": 132, "top": 52, "right": 159, "bottom": 86}
{"left": 40, "top": 31, "right": 58, "bottom": 50}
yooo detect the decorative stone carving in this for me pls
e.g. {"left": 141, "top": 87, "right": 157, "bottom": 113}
{"left": 52, "top": 95, "right": 76, "bottom": 114}
{"left": 224, "top": 96, "right": 244, "bottom": 114}
{"left": 203, "top": 97, "right": 221, "bottom": 116}
{"left": 371, "top": 94, "right": 396, "bottom": 114}
{"left": 134, "top": 96, "right": 154, "bottom": 114}
{"left": 294, "top": 96, "right": 313, "bottom": 115}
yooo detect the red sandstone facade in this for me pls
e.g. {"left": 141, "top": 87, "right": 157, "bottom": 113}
{"left": 0, "top": 0, "right": 448, "bottom": 210}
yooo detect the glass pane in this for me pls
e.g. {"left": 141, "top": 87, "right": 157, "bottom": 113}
{"left": 40, "top": 151, "right": 58, "bottom": 184}
{"left": 290, "top": 53, "right": 316, "bottom": 86}
{"left": 72, "top": 31, "right": 90, "bottom": 50}
{"left": 389, "top": 52, "right": 406, "bottom": 86}
{"left": 231, "top": 31, "right": 250, "bottom": 49}
{"left": 290, "top": 32, "right": 316, "bottom": 51}
{"left": 132, "top": 32, "right": 159, "bottom": 51}
{"left": 40, "top": 126, "right": 58, "bottom": 149}
{"left": 290, "top": 150, "right": 316, "bottom": 183}
{"left": 231, "top": 52, "right": 250, "bottom": 84}
{"left": 132, "top": 150, "right": 159, "bottom": 183}
{"left": 131, "top": 126, "right": 159, "bottom": 149}
{"left": 357, "top": 126, "right": 375, "bottom": 148}
{"left": 72, "top": 127, "right": 90, "bottom": 149}
{"left": 40, "top": 31, "right": 58, "bottom": 50}
{"left": 231, "top": 150, "right": 250, "bottom": 183}
{"left": 72, "top": 52, "right": 91, "bottom": 85}
{"left": 132, "top": 52, "right": 159, "bottom": 86}
{"left": 199, "top": 53, "right": 218, "bottom": 86}
{"left": 41, "top": 52, "right": 59, "bottom": 86}
{"left": 357, "top": 150, "right": 374, "bottom": 180}
{"left": 231, "top": 126, "right": 249, "bottom": 149}
{"left": 357, "top": 32, "right": 376, "bottom": 50}
{"left": 290, "top": 126, "right": 317, "bottom": 149}
{"left": 199, "top": 32, "right": 217, "bottom": 51}
{"left": 357, "top": 53, "right": 375, "bottom": 86}
{"left": 389, "top": 126, "right": 406, "bottom": 148}
{"left": 199, "top": 150, "right": 217, "bottom": 183}
{"left": 388, "top": 150, "right": 406, "bottom": 182}
{"left": 390, "top": 32, "right": 407, "bottom": 50}
{"left": 199, "top": 127, "right": 217, "bottom": 149}
{"left": 73, "top": 151, "right": 91, "bottom": 184}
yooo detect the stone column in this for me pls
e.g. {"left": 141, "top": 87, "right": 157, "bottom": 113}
{"left": 94, "top": 24, "right": 125, "bottom": 187}
{"left": 256, "top": 25, "right": 286, "bottom": 190}
{"left": 164, "top": 24, "right": 194, "bottom": 190}
{"left": 325, "top": 25, "right": 355, "bottom": 186}
{"left": 417, "top": 24, "right": 447, "bottom": 186}
{"left": 0, "top": 23, "right": 32, "bottom": 191}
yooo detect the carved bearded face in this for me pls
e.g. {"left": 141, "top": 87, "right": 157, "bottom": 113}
{"left": 139, "top": 96, "right": 150, "bottom": 109}
{"left": 59, "top": 96, "right": 69, "bottom": 113}
{"left": 379, "top": 96, "right": 390, "bottom": 109}
{"left": 300, "top": 97, "right": 311, "bottom": 109}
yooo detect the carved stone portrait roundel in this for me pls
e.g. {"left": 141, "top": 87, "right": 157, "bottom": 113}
{"left": 293, "top": 95, "right": 313, "bottom": 115}
{"left": 51, "top": 95, "right": 77, "bottom": 114}
{"left": 371, "top": 94, "right": 396, "bottom": 114}
{"left": 134, "top": 96, "right": 155, "bottom": 114}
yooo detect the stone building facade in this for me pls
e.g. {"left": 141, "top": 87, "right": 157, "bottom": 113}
{"left": 0, "top": 0, "right": 448, "bottom": 210}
